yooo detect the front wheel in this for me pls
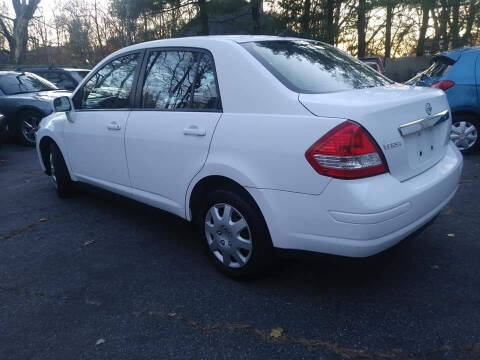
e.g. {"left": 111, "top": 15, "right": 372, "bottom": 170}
{"left": 197, "top": 189, "right": 274, "bottom": 279}
{"left": 450, "top": 115, "right": 480, "bottom": 154}
{"left": 18, "top": 110, "right": 43, "bottom": 146}
{"left": 50, "top": 143, "right": 75, "bottom": 198}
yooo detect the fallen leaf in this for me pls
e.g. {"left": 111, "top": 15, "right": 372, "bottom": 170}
{"left": 84, "top": 240, "right": 95, "bottom": 246}
{"left": 430, "top": 265, "right": 440, "bottom": 270}
{"left": 447, "top": 233, "right": 455, "bottom": 237}
{"left": 168, "top": 312, "right": 177, "bottom": 318}
{"left": 95, "top": 338, "right": 106, "bottom": 346}
{"left": 39, "top": 217, "right": 48, "bottom": 222}
{"left": 270, "top": 327, "right": 284, "bottom": 338}
{"left": 86, "top": 299, "right": 102, "bottom": 306}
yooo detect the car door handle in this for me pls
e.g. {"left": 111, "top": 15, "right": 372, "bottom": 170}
{"left": 107, "top": 121, "right": 121, "bottom": 131}
{"left": 183, "top": 125, "right": 206, "bottom": 137}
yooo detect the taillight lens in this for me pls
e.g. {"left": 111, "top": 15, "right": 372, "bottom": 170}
{"left": 430, "top": 80, "right": 455, "bottom": 91}
{"left": 305, "top": 121, "right": 388, "bottom": 179}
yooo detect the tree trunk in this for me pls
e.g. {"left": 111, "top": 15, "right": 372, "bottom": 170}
{"left": 0, "top": 0, "right": 40, "bottom": 64}
{"left": 300, "top": 0, "right": 311, "bottom": 38}
{"left": 384, "top": 1, "right": 394, "bottom": 59}
{"left": 357, "top": 0, "right": 366, "bottom": 58}
{"left": 325, "top": 0, "right": 335, "bottom": 44}
{"left": 93, "top": 0, "right": 105, "bottom": 58}
{"left": 198, "top": 0, "right": 209, "bottom": 35}
{"left": 416, "top": 0, "right": 432, "bottom": 56}
{"left": 439, "top": 0, "right": 450, "bottom": 51}
{"left": 450, "top": 0, "right": 460, "bottom": 48}
{"left": 462, "top": 0, "right": 476, "bottom": 46}
{"left": 251, "top": 0, "right": 263, "bottom": 34}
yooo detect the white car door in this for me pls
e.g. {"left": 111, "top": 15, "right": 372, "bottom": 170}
{"left": 65, "top": 52, "right": 142, "bottom": 190}
{"left": 125, "top": 49, "right": 222, "bottom": 217}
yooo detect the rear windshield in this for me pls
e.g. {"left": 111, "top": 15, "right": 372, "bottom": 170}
{"left": 242, "top": 40, "right": 393, "bottom": 94}
{"left": 422, "top": 57, "right": 454, "bottom": 78}
{"left": 0, "top": 72, "right": 57, "bottom": 95}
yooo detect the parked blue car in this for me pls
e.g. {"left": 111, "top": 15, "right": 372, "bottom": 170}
{"left": 406, "top": 47, "right": 480, "bottom": 153}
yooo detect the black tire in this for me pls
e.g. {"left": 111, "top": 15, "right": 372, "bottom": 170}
{"left": 196, "top": 187, "right": 274, "bottom": 279}
{"left": 451, "top": 114, "right": 480, "bottom": 154}
{"left": 49, "top": 143, "right": 75, "bottom": 198}
{"left": 17, "top": 110, "right": 43, "bottom": 147}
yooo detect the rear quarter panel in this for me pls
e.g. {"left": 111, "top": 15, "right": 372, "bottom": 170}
{"left": 196, "top": 112, "right": 344, "bottom": 194}
{"left": 445, "top": 51, "right": 479, "bottom": 113}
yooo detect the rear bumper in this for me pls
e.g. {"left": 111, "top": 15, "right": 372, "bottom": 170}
{"left": 249, "top": 142, "right": 463, "bottom": 257}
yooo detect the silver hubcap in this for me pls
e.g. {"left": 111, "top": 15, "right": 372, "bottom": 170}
{"left": 205, "top": 203, "right": 252, "bottom": 268}
{"left": 450, "top": 121, "right": 478, "bottom": 151}
{"left": 21, "top": 115, "right": 40, "bottom": 144}
{"left": 49, "top": 153, "right": 58, "bottom": 189}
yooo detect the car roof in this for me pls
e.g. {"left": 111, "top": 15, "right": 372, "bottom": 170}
{"left": 121, "top": 35, "right": 303, "bottom": 52}
{"left": 15, "top": 67, "right": 90, "bottom": 71}
{"left": 439, "top": 46, "right": 480, "bottom": 61}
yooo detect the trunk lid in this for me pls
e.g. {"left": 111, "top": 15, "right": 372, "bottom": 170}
{"left": 299, "top": 85, "right": 451, "bottom": 181}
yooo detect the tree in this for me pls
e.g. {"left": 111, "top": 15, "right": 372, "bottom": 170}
{"left": 324, "top": 0, "right": 336, "bottom": 44}
{"left": 357, "top": 0, "right": 367, "bottom": 57}
{"left": 462, "top": 0, "right": 477, "bottom": 46}
{"left": 0, "top": 0, "right": 41, "bottom": 64}
{"left": 251, "top": 0, "right": 263, "bottom": 33}
{"left": 384, "top": 0, "right": 395, "bottom": 58}
{"left": 198, "top": 0, "right": 209, "bottom": 35}
{"left": 450, "top": 0, "right": 460, "bottom": 48}
{"left": 416, "top": 0, "right": 433, "bottom": 56}
{"left": 300, "top": 0, "right": 311, "bottom": 37}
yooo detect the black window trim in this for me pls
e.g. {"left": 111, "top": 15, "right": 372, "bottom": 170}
{"left": 132, "top": 46, "right": 223, "bottom": 113}
{"left": 72, "top": 49, "right": 146, "bottom": 112}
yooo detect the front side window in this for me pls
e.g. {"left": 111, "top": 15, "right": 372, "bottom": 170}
{"left": 242, "top": 40, "right": 393, "bottom": 94}
{"left": 76, "top": 53, "right": 139, "bottom": 110}
{"left": 141, "top": 50, "right": 220, "bottom": 110}
{"left": 0, "top": 72, "right": 57, "bottom": 95}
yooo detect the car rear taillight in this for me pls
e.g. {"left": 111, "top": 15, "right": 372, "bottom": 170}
{"left": 305, "top": 121, "right": 388, "bottom": 180}
{"left": 430, "top": 80, "right": 455, "bottom": 91}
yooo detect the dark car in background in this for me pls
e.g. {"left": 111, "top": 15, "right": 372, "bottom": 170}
{"left": 0, "top": 71, "right": 71, "bottom": 146}
{"left": 406, "top": 47, "right": 480, "bottom": 153}
{"left": 16, "top": 67, "right": 89, "bottom": 91}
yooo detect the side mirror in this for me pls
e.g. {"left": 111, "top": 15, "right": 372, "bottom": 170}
{"left": 53, "top": 96, "right": 72, "bottom": 112}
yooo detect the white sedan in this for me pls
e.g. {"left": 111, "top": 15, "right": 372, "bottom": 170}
{"left": 36, "top": 36, "right": 463, "bottom": 278}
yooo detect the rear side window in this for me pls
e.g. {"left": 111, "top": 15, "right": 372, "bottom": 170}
{"left": 242, "top": 40, "right": 393, "bottom": 94}
{"left": 141, "top": 50, "right": 220, "bottom": 111}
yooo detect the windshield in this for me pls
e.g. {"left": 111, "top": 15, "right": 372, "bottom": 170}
{"left": 242, "top": 40, "right": 393, "bottom": 94}
{"left": 0, "top": 72, "right": 57, "bottom": 95}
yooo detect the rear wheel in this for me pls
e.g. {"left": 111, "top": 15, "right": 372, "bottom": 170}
{"left": 450, "top": 115, "right": 480, "bottom": 154}
{"left": 197, "top": 188, "right": 274, "bottom": 279}
{"left": 49, "top": 143, "right": 75, "bottom": 198}
{"left": 18, "top": 110, "right": 43, "bottom": 146}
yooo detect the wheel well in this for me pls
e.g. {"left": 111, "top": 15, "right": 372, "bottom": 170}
{"left": 39, "top": 136, "right": 54, "bottom": 175}
{"left": 10, "top": 107, "right": 45, "bottom": 132}
{"left": 452, "top": 110, "right": 480, "bottom": 121}
{"left": 189, "top": 176, "right": 261, "bottom": 222}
